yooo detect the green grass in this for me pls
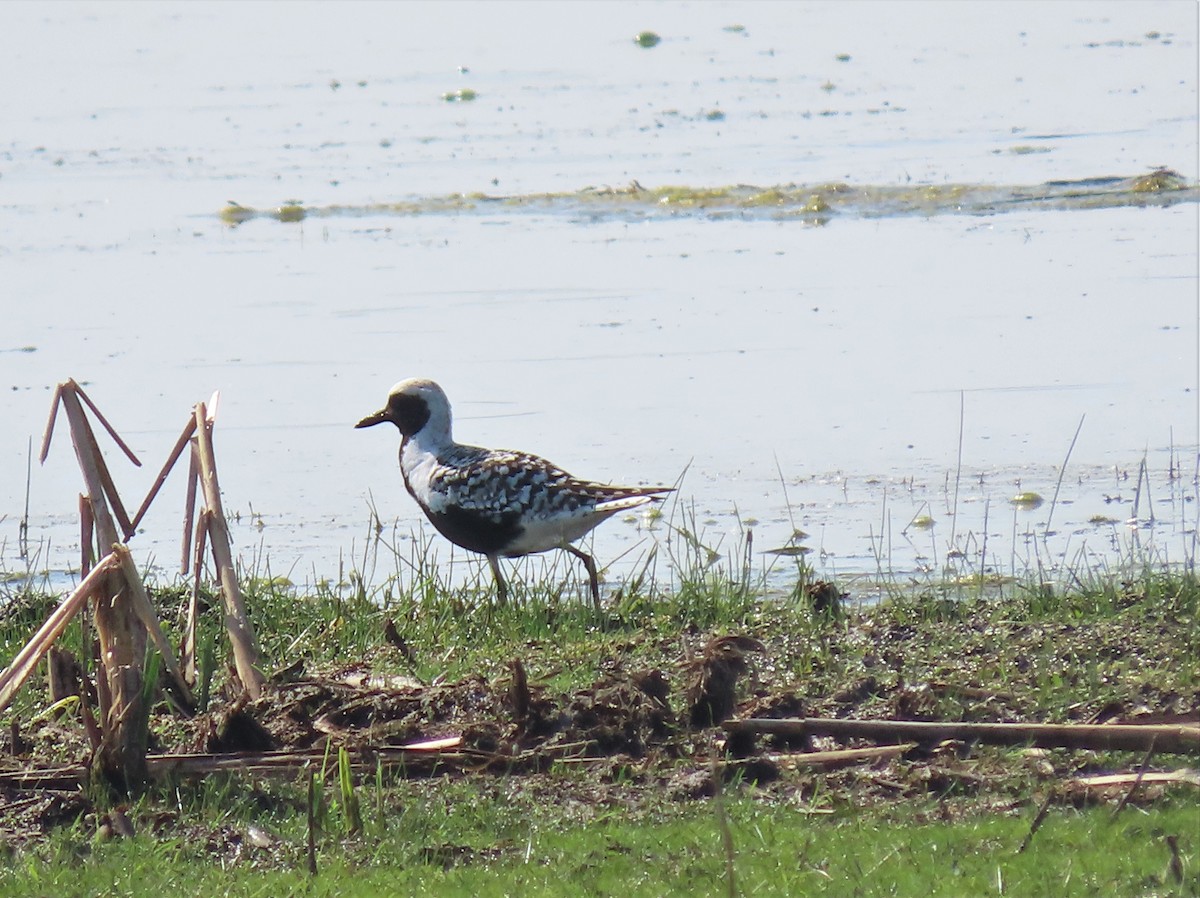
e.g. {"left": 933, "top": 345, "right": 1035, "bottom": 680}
{"left": 0, "top": 784, "right": 1194, "bottom": 897}
{"left": 0, "top": 527, "right": 1196, "bottom": 897}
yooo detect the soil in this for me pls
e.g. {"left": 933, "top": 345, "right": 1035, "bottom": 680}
{"left": 0, "top": 593, "right": 1195, "bottom": 859}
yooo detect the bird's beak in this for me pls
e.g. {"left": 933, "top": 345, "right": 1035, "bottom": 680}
{"left": 355, "top": 408, "right": 391, "bottom": 429}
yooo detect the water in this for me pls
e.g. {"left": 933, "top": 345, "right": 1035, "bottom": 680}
{"left": 2, "top": 1, "right": 1197, "bottom": 596}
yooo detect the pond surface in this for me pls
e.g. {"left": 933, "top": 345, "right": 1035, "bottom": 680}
{"left": 1, "top": 1, "right": 1197, "bottom": 598}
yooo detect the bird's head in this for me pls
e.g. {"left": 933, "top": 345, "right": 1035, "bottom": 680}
{"left": 355, "top": 378, "right": 452, "bottom": 440}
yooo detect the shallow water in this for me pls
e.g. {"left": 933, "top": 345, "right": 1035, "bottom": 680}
{"left": 1, "top": 1, "right": 1197, "bottom": 596}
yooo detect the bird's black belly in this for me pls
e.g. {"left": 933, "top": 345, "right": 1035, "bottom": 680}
{"left": 424, "top": 505, "right": 525, "bottom": 556}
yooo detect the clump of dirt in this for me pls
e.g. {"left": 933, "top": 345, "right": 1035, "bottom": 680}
{"left": 0, "top": 788, "right": 88, "bottom": 845}
{"left": 181, "top": 651, "right": 700, "bottom": 768}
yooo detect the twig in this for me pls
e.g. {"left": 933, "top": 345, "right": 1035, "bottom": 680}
{"left": 129, "top": 414, "right": 197, "bottom": 535}
{"left": 753, "top": 743, "right": 916, "bottom": 770}
{"left": 1017, "top": 792, "right": 1054, "bottom": 854}
{"left": 19, "top": 437, "right": 31, "bottom": 559}
{"left": 37, "top": 382, "right": 64, "bottom": 464}
{"left": 1112, "top": 737, "right": 1157, "bottom": 818}
{"left": 1131, "top": 455, "right": 1148, "bottom": 523}
{"left": 1166, "top": 835, "right": 1184, "bottom": 884}
{"left": 1045, "top": 415, "right": 1084, "bottom": 534}
{"left": 1073, "top": 770, "right": 1200, "bottom": 789}
{"left": 722, "top": 718, "right": 1200, "bottom": 755}
{"left": 72, "top": 380, "right": 141, "bottom": 467}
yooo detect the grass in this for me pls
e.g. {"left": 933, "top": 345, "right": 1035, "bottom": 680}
{"left": 0, "top": 497, "right": 1196, "bottom": 896}
{"left": 0, "top": 782, "right": 1194, "bottom": 897}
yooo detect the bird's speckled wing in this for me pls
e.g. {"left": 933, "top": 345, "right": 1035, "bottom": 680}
{"left": 429, "top": 444, "right": 667, "bottom": 519}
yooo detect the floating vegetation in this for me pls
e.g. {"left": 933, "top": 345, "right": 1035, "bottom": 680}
{"left": 441, "top": 88, "right": 478, "bottom": 102}
{"left": 216, "top": 170, "right": 1198, "bottom": 227}
{"left": 634, "top": 31, "right": 661, "bottom": 48}
{"left": 1130, "top": 167, "right": 1188, "bottom": 192}
{"left": 275, "top": 200, "right": 306, "bottom": 223}
{"left": 1010, "top": 491, "right": 1045, "bottom": 509}
{"left": 763, "top": 545, "right": 811, "bottom": 557}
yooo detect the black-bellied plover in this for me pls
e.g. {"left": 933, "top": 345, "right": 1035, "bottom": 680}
{"left": 356, "top": 378, "right": 670, "bottom": 606}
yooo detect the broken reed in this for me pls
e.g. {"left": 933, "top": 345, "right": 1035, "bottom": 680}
{"left": 0, "top": 379, "right": 265, "bottom": 793}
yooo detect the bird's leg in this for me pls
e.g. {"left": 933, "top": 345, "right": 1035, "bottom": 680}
{"left": 564, "top": 544, "right": 601, "bottom": 610}
{"left": 487, "top": 554, "right": 509, "bottom": 605}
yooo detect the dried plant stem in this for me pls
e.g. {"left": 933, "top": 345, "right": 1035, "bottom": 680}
{"left": 193, "top": 402, "right": 265, "bottom": 698}
{"left": 112, "top": 545, "right": 194, "bottom": 707}
{"left": 1017, "top": 792, "right": 1054, "bottom": 854}
{"left": 55, "top": 386, "right": 148, "bottom": 787}
{"left": 0, "top": 552, "right": 121, "bottom": 713}
{"left": 46, "top": 381, "right": 172, "bottom": 789}
{"left": 130, "top": 414, "right": 197, "bottom": 536}
{"left": 1111, "top": 738, "right": 1157, "bottom": 818}
{"left": 181, "top": 440, "right": 201, "bottom": 574}
{"left": 37, "top": 382, "right": 64, "bottom": 465}
{"left": 181, "top": 509, "right": 211, "bottom": 686}
{"left": 1045, "top": 415, "right": 1085, "bottom": 534}
{"left": 64, "top": 391, "right": 133, "bottom": 542}
{"left": 950, "top": 391, "right": 964, "bottom": 546}
{"left": 72, "top": 380, "right": 142, "bottom": 467}
{"left": 723, "top": 718, "right": 1200, "bottom": 755}
{"left": 79, "top": 494, "right": 95, "bottom": 575}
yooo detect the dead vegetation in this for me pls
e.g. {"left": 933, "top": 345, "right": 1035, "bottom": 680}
{"left": 0, "top": 382, "right": 1196, "bottom": 858}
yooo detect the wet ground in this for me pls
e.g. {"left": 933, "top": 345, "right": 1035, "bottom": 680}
{"left": 1, "top": 1, "right": 1197, "bottom": 595}
{"left": 0, "top": 582, "right": 1195, "bottom": 851}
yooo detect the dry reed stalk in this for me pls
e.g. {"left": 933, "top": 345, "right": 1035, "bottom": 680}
{"left": 65, "top": 392, "right": 137, "bottom": 539}
{"left": 0, "top": 552, "right": 121, "bottom": 713}
{"left": 181, "top": 438, "right": 200, "bottom": 574}
{"left": 130, "top": 413, "right": 197, "bottom": 536}
{"left": 112, "top": 545, "right": 194, "bottom": 708}
{"left": 0, "top": 738, "right": 475, "bottom": 789}
{"left": 181, "top": 507, "right": 210, "bottom": 685}
{"left": 52, "top": 387, "right": 151, "bottom": 785}
{"left": 70, "top": 380, "right": 142, "bottom": 466}
{"left": 193, "top": 400, "right": 265, "bottom": 698}
{"left": 723, "top": 718, "right": 1200, "bottom": 755}
{"left": 79, "top": 494, "right": 94, "bottom": 576}
{"left": 41, "top": 381, "right": 198, "bottom": 789}
{"left": 758, "top": 742, "right": 918, "bottom": 769}
{"left": 1074, "top": 770, "right": 1200, "bottom": 789}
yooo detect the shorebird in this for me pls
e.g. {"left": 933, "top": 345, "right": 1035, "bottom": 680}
{"left": 356, "top": 378, "right": 671, "bottom": 606}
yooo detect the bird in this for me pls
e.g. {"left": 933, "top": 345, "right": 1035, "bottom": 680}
{"left": 355, "top": 378, "right": 672, "bottom": 607}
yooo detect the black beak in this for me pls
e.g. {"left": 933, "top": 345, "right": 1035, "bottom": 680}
{"left": 355, "top": 408, "right": 392, "bottom": 429}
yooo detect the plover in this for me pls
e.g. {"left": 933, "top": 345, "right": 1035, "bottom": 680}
{"left": 356, "top": 378, "right": 671, "bottom": 606}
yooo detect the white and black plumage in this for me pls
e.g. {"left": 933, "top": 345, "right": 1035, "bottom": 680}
{"left": 356, "top": 378, "right": 671, "bottom": 606}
